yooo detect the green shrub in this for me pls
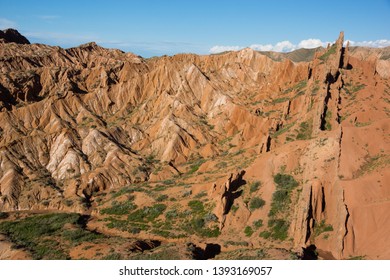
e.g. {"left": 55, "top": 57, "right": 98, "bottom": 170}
{"left": 319, "top": 44, "right": 337, "bottom": 61}
{"left": 253, "top": 219, "right": 263, "bottom": 229}
{"left": 268, "top": 219, "right": 289, "bottom": 240}
{"left": 296, "top": 121, "right": 312, "bottom": 140}
{"left": 314, "top": 220, "right": 334, "bottom": 237}
{"left": 102, "top": 252, "right": 123, "bottom": 260}
{"left": 156, "top": 194, "right": 168, "bottom": 202}
{"left": 249, "top": 197, "right": 265, "bottom": 210}
{"left": 127, "top": 204, "right": 167, "bottom": 222}
{"left": 188, "top": 200, "right": 204, "bottom": 213}
{"left": 188, "top": 158, "right": 206, "bottom": 174}
{"left": 249, "top": 181, "right": 261, "bottom": 193}
{"left": 273, "top": 173, "right": 299, "bottom": 190}
{"left": 259, "top": 231, "right": 271, "bottom": 239}
{"left": 244, "top": 226, "right": 254, "bottom": 237}
{"left": 62, "top": 229, "right": 102, "bottom": 245}
{"left": 100, "top": 200, "right": 137, "bottom": 215}
{"left": 0, "top": 213, "right": 82, "bottom": 259}
{"left": 165, "top": 209, "right": 178, "bottom": 219}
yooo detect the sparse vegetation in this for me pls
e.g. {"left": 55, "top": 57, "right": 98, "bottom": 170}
{"left": 272, "top": 122, "right": 295, "bottom": 138}
{"left": 296, "top": 120, "right": 312, "bottom": 140}
{"left": 324, "top": 110, "right": 332, "bottom": 131}
{"left": 100, "top": 200, "right": 137, "bottom": 215}
{"left": 344, "top": 82, "right": 366, "bottom": 95}
{"left": 265, "top": 173, "right": 299, "bottom": 240}
{"left": 188, "top": 200, "right": 204, "bottom": 213}
{"left": 249, "top": 181, "right": 261, "bottom": 193}
{"left": 267, "top": 219, "right": 289, "bottom": 240}
{"left": 62, "top": 228, "right": 102, "bottom": 245}
{"left": 188, "top": 158, "right": 206, "bottom": 174}
{"left": 253, "top": 219, "right": 263, "bottom": 229}
{"left": 313, "top": 220, "right": 334, "bottom": 237}
{"left": 319, "top": 44, "right": 337, "bottom": 61}
{"left": 127, "top": 204, "right": 167, "bottom": 222}
{"left": 354, "top": 154, "right": 390, "bottom": 178}
{"left": 244, "top": 226, "right": 254, "bottom": 237}
{"left": 0, "top": 213, "right": 93, "bottom": 259}
{"left": 249, "top": 197, "right": 266, "bottom": 210}
{"left": 272, "top": 97, "right": 289, "bottom": 104}
{"left": 259, "top": 231, "right": 272, "bottom": 239}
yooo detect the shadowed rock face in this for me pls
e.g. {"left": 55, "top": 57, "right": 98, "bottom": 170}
{"left": 0, "top": 31, "right": 389, "bottom": 260}
{"left": 0, "top": 29, "right": 30, "bottom": 44}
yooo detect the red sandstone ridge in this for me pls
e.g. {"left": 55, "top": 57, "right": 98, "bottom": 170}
{"left": 0, "top": 31, "right": 389, "bottom": 260}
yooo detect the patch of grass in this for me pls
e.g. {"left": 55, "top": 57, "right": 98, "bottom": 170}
{"left": 348, "top": 255, "right": 366, "bottom": 260}
{"left": 62, "top": 229, "right": 102, "bottom": 245}
{"left": 104, "top": 217, "right": 149, "bottom": 233}
{"left": 267, "top": 219, "right": 289, "bottom": 241}
{"left": 355, "top": 121, "right": 371, "bottom": 127}
{"left": 273, "top": 173, "right": 299, "bottom": 190}
{"left": 181, "top": 201, "right": 220, "bottom": 238}
{"left": 354, "top": 155, "right": 390, "bottom": 178}
{"left": 324, "top": 110, "right": 332, "bottom": 131}
{"left": 272, "top": 122, "right": 295, "bottom": 138}
{"left": 194, "top": 191, "right": 207, "bottom": 199}
{"left": 0, "top": 213, "right": 84, "bottom": 259}
{"left": 249, "top": 181, "right": 261, "bottom": 193}
{"left": 102, "top": 252, "right": 123, "bottom": 260}
{"left": 269, "top": 173, "right": 299, "bottom": 217}
{"left": 111, "top": 186, "right": 134, "bottom": 199}
{"left": 282, "top": 80, "right": 307, "bottom": 94}
{"left": 272, "top": 97, "right": 289, "bottom": 104}
{"left": 296, "top": 120, "right": 312, "bottom": 140}
{"left": 244, "top": 226, "right": 254, "bottom": 237}
{"left": 265, "top": 173, "right": 299, "bottom": 240}
{"left": 253, "top": 219, "right": 263, "bottom": 229}
{"left": 128, "top": 204, "right": 167, "bottom": 222}
{"left": 155, "top": 194, "right": 169, "bottom": 202}
{"left": 313, "top": 220, "right": 334, "bottom": 237}
{"left": 249, "top": 197, "right": 266, "bottom": 211}
{"left": 188, "top": 200, "right": 205, "bottom": 213}
{"left": 259, "top": 231, "right": 271, "bottom": 239}
{"left": 344, "top": 83, "right": 366, "bottom": 95}
{"left": 188, "top": 158, "right": 206, "bottom": 174}
{"left": 100, "top": 200, "right": 137, "bottom": 215}
{"left": 132, "top": 245, "right": 182, "bottom": 260}
{"left": 225, "top": 240, "right": 249, "bottom": 247}
{"left": 319, "top": 44, "right": 337, "bottom": 61}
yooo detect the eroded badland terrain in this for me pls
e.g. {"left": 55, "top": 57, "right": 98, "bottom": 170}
{"left": 0, "top": 29, "right": 389, "bottom": 260}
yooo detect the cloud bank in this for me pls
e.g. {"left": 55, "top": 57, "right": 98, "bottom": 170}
{"left": 210, "top": 38, "right": 390, "bottom": 53}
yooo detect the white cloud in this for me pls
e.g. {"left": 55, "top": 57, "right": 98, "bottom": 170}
{"left": 209, "top": 38, "right": 327, "bottom": 54}
{"left": 346, "top": 39, "right": 390, "bottom": 48}
{"left": 209, "top": 45, "right": 242, "bottom": 53}
{"left": 249, "top": 44, "right": 273, "bottom": 51}
{"left": 0, "top": 18, "right": 17, "bottom": 29}
{"left": 297, "top": 38, "right": 328, "bottom": 49}
{"left": 210, "top": 37, "right": 390, "bottom": 54}
{"left": 274, "top": 41, "right": 295, "bottom": 52}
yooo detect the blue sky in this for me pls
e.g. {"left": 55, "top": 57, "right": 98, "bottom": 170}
{"left": 1, "top": 0, "right": 390, "bottom": 57}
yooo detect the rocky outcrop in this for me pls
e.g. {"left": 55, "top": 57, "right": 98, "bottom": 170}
{"left": 0, "top": 29, "right": 30, "bottom": 44}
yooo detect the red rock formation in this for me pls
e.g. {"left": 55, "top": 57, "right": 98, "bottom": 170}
{"left": 0, "top": 31, "right": 389, "bottom": 259}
